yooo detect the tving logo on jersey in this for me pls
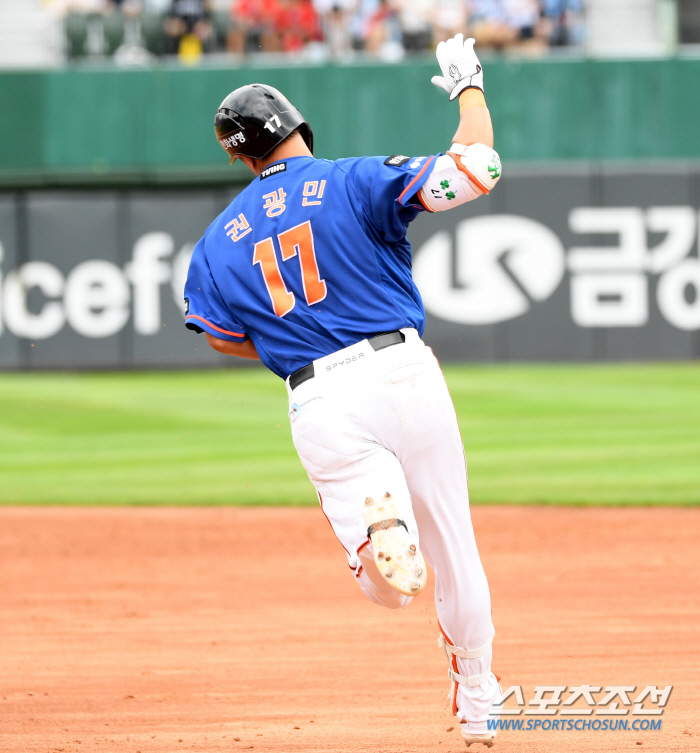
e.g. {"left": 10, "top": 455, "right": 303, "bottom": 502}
{"left": 0, "top": 233, "right": 193, "bottom": 340}
{"left": 414, "top": 207, "right": 700, "bottom": 331}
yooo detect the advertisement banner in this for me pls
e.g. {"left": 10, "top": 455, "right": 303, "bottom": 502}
{"left": 0, "top": 166, "right": 698, "bottom": 370}
{"left": 411, "top": 164, "right": 700, "bottom": 361}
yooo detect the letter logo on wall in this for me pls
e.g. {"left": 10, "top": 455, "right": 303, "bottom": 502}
{"left": 568, "top": 207, "right": 700, "bottom": 331}
{"left": 414, "top": 208, "right": 700, "bottom": 331}
{"left": 0, "top": 235, "right": 194, "bottom": 340}
{"left": 413, "top": 215, "right": 566, "bottom": 324}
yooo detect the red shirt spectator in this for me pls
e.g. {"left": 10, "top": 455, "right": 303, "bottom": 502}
{"left": 233, "top": 0, "right": 279, "bottom": 31}
{"left": 275, "top": 0, "right": 320, "bottom": 51}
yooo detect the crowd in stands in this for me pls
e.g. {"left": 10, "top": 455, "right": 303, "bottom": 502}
{"left": 49, "top": 0, "right": 585, "bottom": 62}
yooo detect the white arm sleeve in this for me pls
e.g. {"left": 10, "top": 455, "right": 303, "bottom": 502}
{"left": 418, "top": 145, "right": 501, "bottom": 212}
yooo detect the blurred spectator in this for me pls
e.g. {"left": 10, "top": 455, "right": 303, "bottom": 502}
{"left": 468, "top": 0, "right": 548, "bottom": 52}
{"left": 228, "top": 0, "right": 279, "bottom": 52}
{"left": 48, "top": 0, "right": 586, "bottom": 64}
{"left": 467, "top": 0, "right": 511, "bottom": 49}
{"left": 228, "top": 0, "right": 319, "bottom": 53}
{"left": 397, "top": 0, "right": 434, "bottom": 52}
{"left": 359, "top": 0, "right": 403, "bottom": 58}
{"left": 350, "top": 0, "right": 376, "bottom": 49}
{"left": 312, "top": 0, "right": 356, "bottom": 58}
{"left": 503, "top": 0, "right": 548, "bottom": 51}
{"left": 164, "top": 0, "right": 214, "bottom": 55}
{"left": 540, "top": 0, "right": 585, "bottom": 46}
{"left": 275, "top": 0, "right": 321, "bottom": 53}
{"left": 432, "top": 0, "right": 468, "bottom": 46}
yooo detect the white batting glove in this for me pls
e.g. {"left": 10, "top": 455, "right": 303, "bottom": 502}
{"left": 431, "top": 34, "right": 484, "bottom": 100}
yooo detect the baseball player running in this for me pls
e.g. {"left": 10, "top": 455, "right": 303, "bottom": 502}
{"left": 184, "top": 34, "right": 502, "bottom": 748}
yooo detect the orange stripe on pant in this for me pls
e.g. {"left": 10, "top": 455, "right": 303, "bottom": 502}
{"left": 438, "top": 618, "right": 460, "bottom": 717}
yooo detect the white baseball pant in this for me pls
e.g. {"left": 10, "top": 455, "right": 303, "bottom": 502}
{"left": 286, "top": 328, "right": 498, "bottom": 727}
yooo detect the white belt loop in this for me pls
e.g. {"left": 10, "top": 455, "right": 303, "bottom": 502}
{"left": 398, "top": 327, "right": 421, "bottom": 346}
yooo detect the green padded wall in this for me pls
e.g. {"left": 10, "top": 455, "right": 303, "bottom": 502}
{"left": 1, "top": 57, "right": 699, "bottom": 186}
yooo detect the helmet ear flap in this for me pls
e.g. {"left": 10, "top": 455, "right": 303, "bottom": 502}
{"left": 297, "top": 122, "right": 314, "bottom": 155}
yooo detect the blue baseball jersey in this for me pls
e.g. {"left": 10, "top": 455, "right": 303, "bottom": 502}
{"left": 184, "top": 153, "right": 438, "bottom": 378}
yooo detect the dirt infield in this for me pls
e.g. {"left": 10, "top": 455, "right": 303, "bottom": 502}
{"left": 0, "top": 507, "right": 698, "bottom": 753}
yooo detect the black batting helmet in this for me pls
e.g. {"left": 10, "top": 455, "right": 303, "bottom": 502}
{"left": 214, "top": 84, "right": 314, "bottom": 164}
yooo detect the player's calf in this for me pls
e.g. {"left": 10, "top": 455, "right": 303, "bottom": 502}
{"left": 363, "top": 493, "right": 427, "bottom": 596}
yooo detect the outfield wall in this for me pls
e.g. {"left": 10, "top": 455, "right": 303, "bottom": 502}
{"left": 2, "top": 57, "right": 700, "bottom": 189}
{"left": 1, "top": 163, "right": 699, "bottom": 370}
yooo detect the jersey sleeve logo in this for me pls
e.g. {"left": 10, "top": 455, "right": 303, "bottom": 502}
{"left": 384, "top": 155, "right": 410, "bottom": 167}
{"left": 260, "top": 162, "right": 287, "bottom": 180}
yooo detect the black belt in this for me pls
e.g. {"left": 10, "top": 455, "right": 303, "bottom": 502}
{"left": 289, "top": 330, "right": 406, "bottom": 391}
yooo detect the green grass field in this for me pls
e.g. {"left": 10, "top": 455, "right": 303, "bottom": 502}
{"left": 0, "top": 363, "right": 698, "bottom": 506}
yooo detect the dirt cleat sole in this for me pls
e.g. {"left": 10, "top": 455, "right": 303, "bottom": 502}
{"left": 462, "top": 733, "right": 495, "bottom": 748}
{"left": 363, "top": 493, "right": 427, "bottom": 596}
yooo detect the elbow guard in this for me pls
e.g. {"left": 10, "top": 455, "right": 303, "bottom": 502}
{"left": 418, "top": 144, "right": 501, "bottom": 213}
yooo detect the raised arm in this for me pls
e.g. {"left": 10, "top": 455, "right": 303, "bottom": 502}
{"left": 416, "top": 34, "right": 501, "bottom": 213}
{"left": 452, "top": 88, "right": 493, "bottom": 150}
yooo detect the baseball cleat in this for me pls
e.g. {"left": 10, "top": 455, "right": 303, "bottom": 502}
{"left": 462, "top": 732, "right": 495, "bottom": 748}
{"left": 363, "top": 493, "right": 427, "bottom": 596}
